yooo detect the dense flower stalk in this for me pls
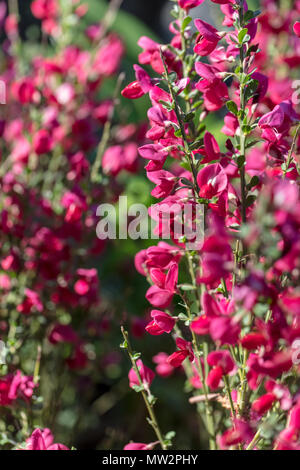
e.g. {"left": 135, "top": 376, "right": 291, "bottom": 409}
{"left": 123, "top": 0, "right": 300, "bottom": 450}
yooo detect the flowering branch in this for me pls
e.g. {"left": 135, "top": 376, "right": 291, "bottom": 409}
{"left": 121, "top": 327, "right": 169, "bottom": 450}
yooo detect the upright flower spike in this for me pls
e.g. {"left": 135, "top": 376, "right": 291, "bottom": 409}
{"left": 129, "top": 0, "right": 300, "bottom": 450}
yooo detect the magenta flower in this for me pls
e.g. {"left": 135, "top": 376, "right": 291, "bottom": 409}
{"left": 124, "top": 441, "right": 158, "bottom": 450}
{"left": 218, "top": 419, "right": 254, "bottom": 450}
{"left": 146, "top": 310, "right": 176, "bottom": 335}
{"left": 178, "top": 0, "right": 205, "bottom": 10}
{"left": 194, "top": 19, "right": 221, "bottom": 57}
{"left": 293, "top": 22, "right": 300, "bottom": 37}
{"left": 197, "top": 163, "right": 228, "bottom": 199}
{"left": 122, "top": 64, "right": 154, "bottom": 99}
{"left": 147, "top": 170, "right": 177, "bottom": 199}
{"left": 206, "top": 350, "right": 235, "bottom": 389}
{"left": 146, "top": 262, "right": 178, "bottom": 308}
{"left": 138, "top": 144, "right": 169, "bottom": 171}
{"left": 102, "top": 143, "right": 138, "bottom": 176}
{"left": 209, "top": 316, "right": 240, "bottom": 346}
{"left": 153, "top": 352, "right": 175, "bottom": 377}
{"left": 247, "top": 351, "right": 293, "bottom": 380}
{"left": 252, "top": 393, "right": 277, "bottom": 416}
{"left": 128, "top": 359, "right": 155, "bottom": 389}
{"left": 48, "top": 324, "right": 78, "bottom": 345}
{"left": 17, "top": 288, "right": 43, "bottom": 315}
{"left": 33, "top": 129, "right": 53, "bottom": 155}
{"left": 167, "top": 337, "right": 194, "bottom": 367}
{"left": 25, "top": 428, "right": 69, "bottom": 450}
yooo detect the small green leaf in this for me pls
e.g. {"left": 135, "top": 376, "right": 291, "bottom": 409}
{"left": 244, "top": 10, "right": 254, "bottom": 22}
{"left": 238, "top": 28, "right": 248, "bottom": 44}
{"left": 247, "top": 175, "right": 260, "bottom": 190}
{"left": 226, "top": 100, "right": 239, "bottom": 116}
{"left": 245, "top": 195, "right": 256, "bottom": 208}
{"left": 237, "top": 155, "right": 245, "bottom": 168}
{"left": 242, "top": 124, "right": 252, "bottom": 135}
{"left": 132, "top": 352, "right": 141, "bottom": 361}
{"left": 180, "top": 177, "right": 194, "bottom": 187}
{"left": 181, "top": 16, "right": 192, "bottom": 31}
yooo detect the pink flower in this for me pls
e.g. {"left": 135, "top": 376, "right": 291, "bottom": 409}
{"left": 139, "top": 144, "right": 169, "bottom": 165}
{"left": 210, "top": 0, "right": 232, "bottom": 3}
{"left": 153, "top": 352, "right": 175, "bottom": 377}
{"left": 221, "top": 113, "right": 239, "bottom": 137}
{"left": 197, "top": 163, "right": 228, "bottom": 199}
{"left": 194, "top": 19, "right": 221, "bottom": 57}
{"left": 178, "top": 0, "right": 205, "bottom": 10}
{"left": 122, "top": 65, "right": 154, "bottom": 99}
{"left": 146, "top": 310, "right": 176, "bottom": 335}
{"left": 8, "top": 370, "right": 37, "bottom": 401}
{"left": 209, "top": 316, "right": 240, "bottom": 346}
{"left": 167, "top": 337, "right": 194, "bottom": 367}
{"left": 147, "top": 170, "right": 177, "bottom": 199}
{"left": 128, "top": 359, "right": 155, "bottom": 389}
{"left": 252, "top": 393, "right": 276, "bottom": 415}
{"left": 61, "top": 190, "right": 87, "bottom": 223}
{"left": 247, "top": 351, "right": 293, "bottom": 380}
{"left": 48, "top": 324, "right": 78, "bottom": 345}
{"left": 146, "top": 262, "right": 178, "bottom": 308}
{"left": 121, "top": 81, "right": 145, "bottom": 100}
{"left": 31, "top": 0, "right": 58, "bottom": 20}
{"left": 241, "top": 332, "right": 267, "bottom": 350}
{"left": 193, "top": 131, "right": 221, "bottom": 163}
{"left": 102, "top": 144, "right": 138, "bottom": 176}
{"left": 265, "top": 380, "right": 292, "bottom": 411}
{"left": 33, "top": 129, "right": 53, "bottom": 155}
{"left": 218, "top": 419, "right": 254, "bottom": 450}
{"left": 17, "top": 289, "right": 43, "bottom": 315}
{"left": 195, "top": 62, "right": 229, "bottom": 111}
{"left": 206, "top": 350, "right": 235, "bottom": 389}
{"left": 124, "top": 441, "right": 158, "bottom": 450}
{"left": 25, "top": 428, "right": 69, "bottom": 450}
{"left": 294, "top": 22, "right": 300, "bottom": 37}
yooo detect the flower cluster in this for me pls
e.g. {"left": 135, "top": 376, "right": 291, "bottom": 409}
{"left": 122, "top": 0, "right": 300, "bottom": 450}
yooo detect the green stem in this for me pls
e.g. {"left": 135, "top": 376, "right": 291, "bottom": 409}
{"left": 224, "top": 375, "right": 236, "bottom": 418}
{"left": 180, "top": 291, "right": 216, "bottom": 449}
{"left": 160, "top": 50, "right": 199, "bottom": 194}
{"left": 91, "top": 73, "right": 125, "bottom": 182}
{"left": 283, "top": 122, "right": 300, "bottom": 177}
{"left": 246, "top": 429, "right": 261, "bottom": 450}
{"left": 121, "top": 328, "right": 167, "bottom": 450}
